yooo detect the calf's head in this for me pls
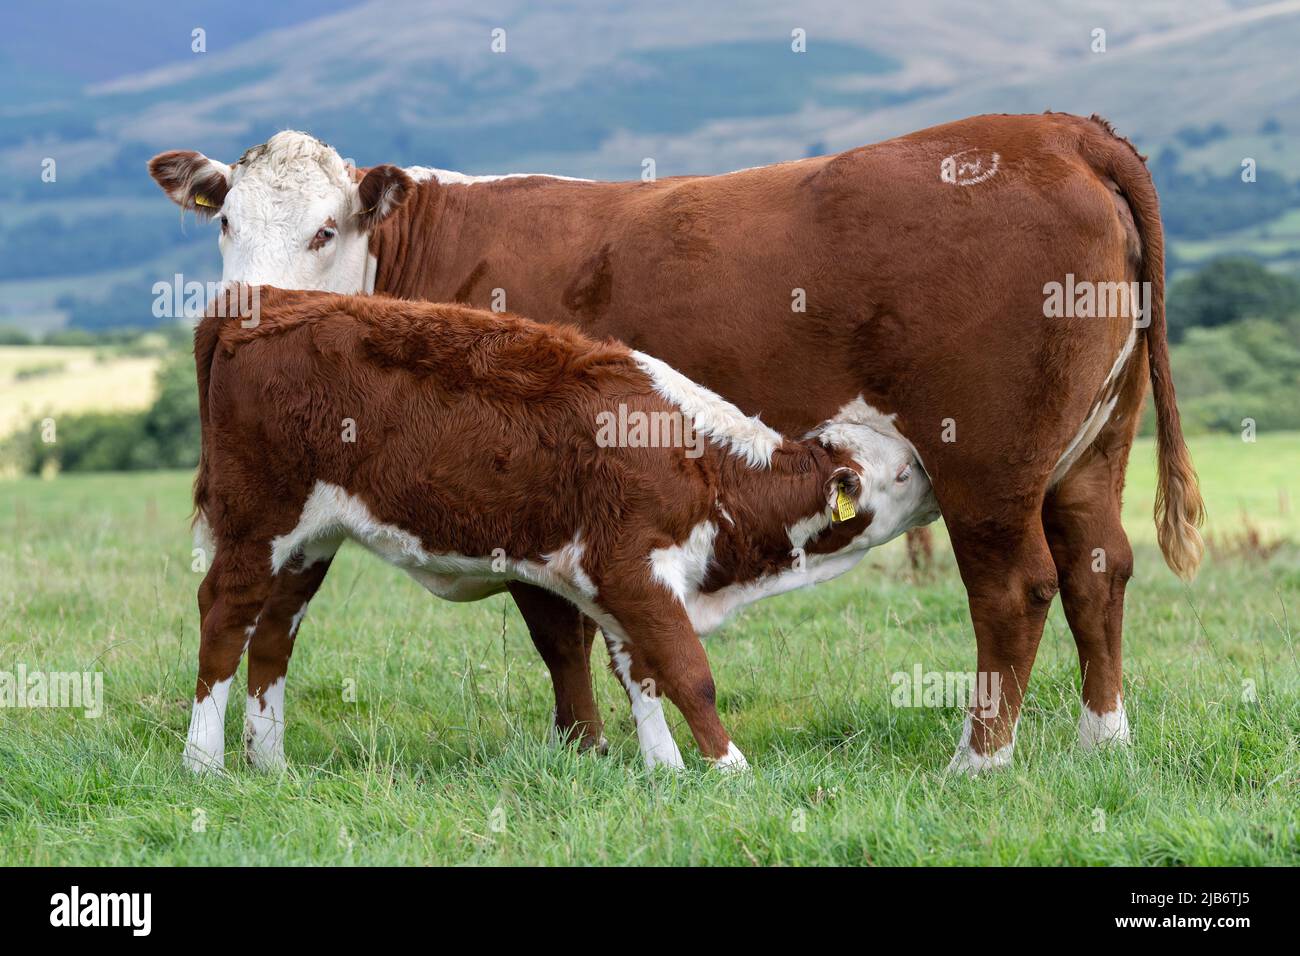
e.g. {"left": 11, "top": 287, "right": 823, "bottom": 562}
{"left": 810, "top": 421, "right": 939, "bottom": 550}
{"left": 148, "top": 131, "right": 412, "bottom": 292}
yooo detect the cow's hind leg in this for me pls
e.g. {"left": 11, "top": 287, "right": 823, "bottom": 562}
{"left": 945, "top": 516, "right": 1059, "bottom": 774}
{"left": 245, "top": 556, "right": 335, "bottom": 770}
{"left": 185, "top": 540, "right": 274, "bottom": 772}
{"left": 507, "top": 583, "right": 606, "bottom": 752}
{"left": 1043, "top": 443, "right": 1135, "bottom": 750}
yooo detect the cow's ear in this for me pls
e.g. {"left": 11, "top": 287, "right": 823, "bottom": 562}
{"left": 148, "top": 150, "right": 232, "bottom": 219}
{"left": 355, "top": 164, "right": 414, "bottom": 231}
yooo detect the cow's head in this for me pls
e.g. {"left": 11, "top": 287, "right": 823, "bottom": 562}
{"left": 148, "top": 131, "right": 413, "bottom": 292}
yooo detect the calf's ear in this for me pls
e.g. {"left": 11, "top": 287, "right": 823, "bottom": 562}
{"left": 355, "top": 164, "right": 414, "bottom": 231}
{"left": 147, "top": 150, "right": 232, "bottom": 219}
{"left": 825, "top": 466, "right": 862, "bottom": 510}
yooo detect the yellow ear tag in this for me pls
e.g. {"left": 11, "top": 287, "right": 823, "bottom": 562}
{"left": 194, "top": 194, "right": 217, "bottom": 208}
{"left": 833, "top": 486, "right": 857, "bottom": 522}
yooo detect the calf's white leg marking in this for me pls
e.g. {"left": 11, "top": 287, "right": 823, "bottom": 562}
{"left": 946, "top": 713, "right": 1018, "bottom": 775}
{"left": 602, "top": 626, "right": 684, "bottom": 770}
{"left": 245, "top": 677, "right": 287, "bottom": 770}
{"left": 184, "top": 676, "right": 232, "bottom": 772}
{"left": 1078, "top": 699, "right": 1131, "bottom": 750}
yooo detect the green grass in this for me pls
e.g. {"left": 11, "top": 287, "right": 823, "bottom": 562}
{"left": 0, "top": 435, "right": 1297, "bottom": 865}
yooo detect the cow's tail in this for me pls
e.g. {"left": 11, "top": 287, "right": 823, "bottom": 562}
{"left": 191, "top": 311, "right": 221, "bottom": 558}
{"left": 1083, "top": 115, "right": 1205, "bottom": 579}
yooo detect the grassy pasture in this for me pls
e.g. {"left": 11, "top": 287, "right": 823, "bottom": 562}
{"left": 0, "top": 433, "right": 1296, "bottom": 865}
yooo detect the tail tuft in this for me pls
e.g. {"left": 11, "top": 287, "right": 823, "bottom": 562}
{"left": 1154, "top": 432, "right": 1205, "bottom": 579}
{"left": 1083, "top": 115, "right": 1205, "bottom": 578}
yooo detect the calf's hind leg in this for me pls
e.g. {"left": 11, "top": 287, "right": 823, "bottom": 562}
{"left": 185, "top": 541, "right": 274, "bottom": 772}
{"left": 507, "top": 583, "right": 606, "bottom": 752}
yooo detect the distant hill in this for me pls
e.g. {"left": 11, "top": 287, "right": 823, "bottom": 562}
{"left": 2, "top": 0, "right": 1297, "bottom": 333}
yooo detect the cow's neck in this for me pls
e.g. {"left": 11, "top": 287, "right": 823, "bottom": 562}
{"left": 368, "top": 176, "right": 606, "bottom": 305}
{"left": 368, "top": 179, "right": 463, "bottom": 300}
{"left": 705, "top": 443, "right": 850, "bottom": 591}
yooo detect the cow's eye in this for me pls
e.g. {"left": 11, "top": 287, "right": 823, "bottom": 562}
{"left": 896, "top": 464, "right": 912, "bottom": 484}
{"left": 312, "top": 226, "right": 336, "bottom": 248}
{"left": 219, "top": 215, "right": 229, "bottom": 235}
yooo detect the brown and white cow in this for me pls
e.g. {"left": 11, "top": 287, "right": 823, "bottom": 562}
{"left": 184, "top": 286, "right": 936, "bottom": 771}
{"left": 152, "top": 112, "right": 1204, "bottom": 772}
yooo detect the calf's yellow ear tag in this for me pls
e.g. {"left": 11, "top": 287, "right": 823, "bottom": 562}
{"left": 833, "top": 486, "right": 857, "bottom": 523}
{"left": 194, "top": 194, "right": 217, "bottom": 208}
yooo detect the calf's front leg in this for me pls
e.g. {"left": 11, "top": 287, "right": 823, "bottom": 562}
{"left": 244, "top": 558, "right": 333, "bottom": 770}
{"left": 186, "top": 542, "right": 274, "bottom": 772}
{"left": 597, "top": 596, "right": 745, "bottom": 772}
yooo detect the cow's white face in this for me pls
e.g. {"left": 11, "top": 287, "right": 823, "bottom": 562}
{"left": 149, "top": 131, "right": 412, "bottom": 293}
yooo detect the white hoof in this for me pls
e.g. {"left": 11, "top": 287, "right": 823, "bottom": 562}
{"left": 643, "top": 730, "right": 686, "bottom": 770}
{"left": 713, "top": 742, "right": 749, "bottom": 773}
{"left": 183, "top": 679, "right": 231, "bottom": 774}
{"left": 244, "top": 680, "right": 287, "bottom": 771}
{"left": 183, "top": 740, "right": 225, "bottom": 774}
{"left": 1078, "top": 702, "right": 1131, "bottom": 751}
{"left": 946, "top": 713, "right": 1016, "bottom": 775}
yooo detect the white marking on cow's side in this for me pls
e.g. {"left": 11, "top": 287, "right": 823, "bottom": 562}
{"left": 1078, "top": 700, "right": 1131, "bottom": 750}
{"left": 713, "top": 741, "right": 749, "bottom": 772}
{"left": 946, "top": 713, "right": 1018, "bottom": 775}
{"left": 404, "top": 166, "right": 593, "bottom": 186}
{"left": 245, "top": 677, "right": 287, "bottom": 771}
{"left": 538, "top": 535, "right": 598, "bottom": 601}
{"left": 631, "top": 351, "right": 783, "bottom": 468}
{"left": 649, "top": 521, "right": 717, "bottom": 603}
{"left": 1050, "top": 325, "right": 1138, "bottom": 485}
{"left": 602, "top": 625, "right": 685, "bottom": 770}
{"left": 184, "top": 676, "right": 232, "bottom": 773}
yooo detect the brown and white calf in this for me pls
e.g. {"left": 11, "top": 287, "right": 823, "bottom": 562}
{"left": 153, "top": 112, "right": 1205, "bottom": 770}
{"left": 185, "top": 287, "right": 936, "bottom": 772}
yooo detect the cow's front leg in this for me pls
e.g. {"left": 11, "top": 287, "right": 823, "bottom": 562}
{"left": 507, "top": 583, "right": 606, "bottom": 752}
{"left": 186, "top": 542, "right": 274, "bottom": 773}
{"left": 244, "top": 557, "right": 333, "bottom": 770}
